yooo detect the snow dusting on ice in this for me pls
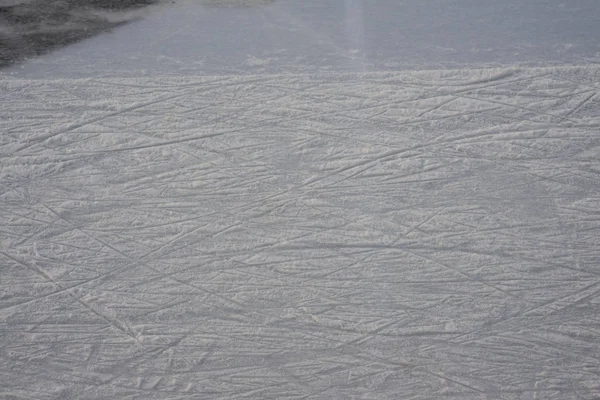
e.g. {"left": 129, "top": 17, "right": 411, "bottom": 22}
{"left": 1, "top": 66, "right": 600, "bottom": 399}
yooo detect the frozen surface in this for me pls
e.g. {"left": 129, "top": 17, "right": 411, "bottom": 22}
{"left": 3, "top": 0, "right": 600, "bottom": 78}
{"left": 1, "top": 66, "right": 600, "bottom": 399}
{"left": 0, "top": 0, "right": 164, "bottom": 68}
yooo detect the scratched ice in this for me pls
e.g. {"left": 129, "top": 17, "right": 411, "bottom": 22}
{"left": 1, "top": 67, "right": 600, "bottom": 399}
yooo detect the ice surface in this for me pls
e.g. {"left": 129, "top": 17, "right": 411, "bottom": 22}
{"left": 1, "top": 66, "right": 599, "bottom": 399}
{"left": 3, "top": 0, "right": 600, "bottom": 78}
{"left": 0, "top": 0, "right": 165, "bottom": 68}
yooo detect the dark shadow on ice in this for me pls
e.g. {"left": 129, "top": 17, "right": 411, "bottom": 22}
{"left": 200, "top": 0, "right": 276, "bottom": 8}
{"left": 0, "top": 0, "right": 161, "bottom": 67}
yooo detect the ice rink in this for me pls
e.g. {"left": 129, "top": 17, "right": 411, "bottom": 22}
{"left": 1, "top": 1, "right": 600, "bottom": 399}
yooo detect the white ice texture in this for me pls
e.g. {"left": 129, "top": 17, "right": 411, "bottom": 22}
{"left": 1, "top": 67, "right": 600, "bottom": 399}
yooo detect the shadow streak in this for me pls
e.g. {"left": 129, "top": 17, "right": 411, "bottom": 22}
{"left": 0, "top": 0, "right": 160, "bottom": 67}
